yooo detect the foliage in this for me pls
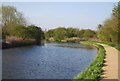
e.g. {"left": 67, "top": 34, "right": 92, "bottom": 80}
{"left": 7, "top": 24, "right": 43, "bottom": 44}
{"left": 45, "top": 29, "right": 55, "bottom": 39}
{"left": 1, "top": 6, "right": 26, "bottom": 36}
{"left": 79, "top": 29, "right": 97, "bottom": 39}
{"left": 53, "top": 27, "right": 67, "bottom": 40}
{"left": 1, "top": 6, "right": 44, "bottom": 45}
{"left": 95, "top": 42, "right": 120, "bottom": 51}
{"left": 10, "top": 24, "right": 30, "bottom": 40}
{"left": 97, "top": 5, "right": 119, "bottom": 44}
{"left": 27, "top": 25, "right": 43, "bottom": 44}
{"left": 45, "top": 28, "right": 97, "bottom": 40}
{"left": 78, "top": 29, "right": 85, "bottom": 38}
{"left": 28, "top": 25, "right": 42, "bottom": 39}
{"left": 66, "top": 28, "right": 79, "bottom": 38}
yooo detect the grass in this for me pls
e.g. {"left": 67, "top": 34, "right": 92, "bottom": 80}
{"left": 97, "top": 42, "right": 120, "bottom": 51}
{"left": 79, "top": 40, "right": 120, "bottom": 51}
{"left": 74, "top": 41, "right": 106, "bottom": 81}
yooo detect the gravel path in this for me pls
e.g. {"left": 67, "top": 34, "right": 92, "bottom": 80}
{"left": 99, "top": 44, "right": 118, "bottom": 79}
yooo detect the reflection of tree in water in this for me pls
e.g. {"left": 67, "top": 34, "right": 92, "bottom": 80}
{"left": 48, "top": 45, "right": 94, "bottom": 49}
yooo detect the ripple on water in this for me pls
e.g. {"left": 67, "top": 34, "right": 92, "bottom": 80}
{"left": 3, "top": 43, "right": 98, "bottom": 79}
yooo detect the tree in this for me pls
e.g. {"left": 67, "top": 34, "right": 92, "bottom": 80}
{"left": 97, "top": 5, "right": 119, "bottom": 44}
{"left": 28, "top": 25, "right": 42, "bottom": 44}
{"left": 78, "top": 29, "right": 97, "bottom": 39}
{"left": 2, "top": 6, "right": 26, "bottom": 27}
{"left": 83, "top": 29, "right": 96, "bottom": 39}
{"left": 1, "top": 6, "right": 26, "bottom": 36}
{"left": 66, "top": 28, "right": 79, "bottom": 38}
{"left": 1, "top": 6, "right": 44, "bottom": 45}
{"left": 54, "top": 27, "right": 67, "bottom": 40}
{"left": 45, "top": 29, "right": 55, "bottom": 39}
{"left": 78, "top": 29, "right": 85, "bottom": 38}
{"left": 10, "top": 24, "right": 30, "bottom": 40}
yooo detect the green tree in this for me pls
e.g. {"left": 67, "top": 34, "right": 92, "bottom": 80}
{"left": 10, "top": 24, "right": 30, "bottom": 40}
{"left": 45, "top": 29, "right": 55, "bottom": 39}
{"left": 1, "top": 6, "right": 26, "bottom": 36}
{"left": 97, "top": 5, "right": 119, "bottom": 44}
{"left": 54, "top": 27, "right": 67, "bottom": 40}
{"left": 78, "top": 29, "right": 97, "bottom": 39}
{"left": 78, "top": 29, "right": 85, "bottom": 38}
{"left": 83, "top": 29, "right": 96, "bottom": 39}
{"left": 28, "top": 25, "right": 42, "bottom": 44}
{"left": 66, "top": 28, "right": 79, "bottom": 38}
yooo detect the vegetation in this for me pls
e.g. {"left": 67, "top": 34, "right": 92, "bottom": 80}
{"left": 45, "top": 5, "right": 119, "bottom": 46}
{"left": 10, "top": 24, "right": 30, "bottom": 40}
{"left": 54, "top": 27, "right": 67, "bottom": 40}
{"left": 27, "top": 25, "right": 44, "bottom": 44}
{"left": 79, "top": 29, "right": 97, "bottom": 39}
{"left": 1, "top": 6, "right": 26, "bottom": 37}
{"left": 1, "top": 6, "right": 44, "bottom": 45}
{"left": 45, "top": 28, "right": 97, "bottom": 41}
{"left": 74, "top": 41, "right": 106, "bottom": 81}
{"left": 97, "top": 5, "right": 119, "bottom": 44}
{"left": 1, "top": 3, "right": 119, "bottom": 80}
{"left": 96, "top": 42, "right": 120, "bottom": 51}
{"left": 66, "top": 28, "right": 79, "bottom": 38}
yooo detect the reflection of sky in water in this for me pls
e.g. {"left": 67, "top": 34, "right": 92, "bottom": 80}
{"left": 3, "top": 43, "right": 98, "bottom": 79}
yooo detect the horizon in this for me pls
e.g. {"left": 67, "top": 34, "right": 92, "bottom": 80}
{"left": 2, "top": 2, "right": 117, "bottom": 31}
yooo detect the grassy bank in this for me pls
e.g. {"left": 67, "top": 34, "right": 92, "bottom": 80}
{"left": 73, "top": 41, "right": 106, "bottom": 81}
{"left": 84, "top": 41, "right": 120, "bottom": 51}
{"left": 96, "top": 42, "right": 120, "bottom": 51}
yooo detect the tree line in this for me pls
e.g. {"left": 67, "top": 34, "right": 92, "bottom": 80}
{"left": 1, "top": 6, "right": 44, "bottom": 44}
{"left": 1, "top": 5, "right": 119, "bottom": 45}
{"left": 45, "top": 27, "right": 97, "bottom": 41}
{"left": 97, "top": 5, "right": 119, "bottom": 44}
{"left": 45, "top": 5, "right": 119, "bottom": 45}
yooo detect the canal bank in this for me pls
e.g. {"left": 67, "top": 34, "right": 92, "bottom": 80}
{"left": 70, "top": 40, "right": 119, "bottom": 80}
{"left": 74, "top": 41, "right": 106, "bottom": 81}
{"left": 2, "top": 41, "right": 36, "bottom": 49}
{"left": 2, "top": 40, "right": 45, "bottom": 49}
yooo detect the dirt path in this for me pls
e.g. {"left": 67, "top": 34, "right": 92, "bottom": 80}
{"left": 99, "top": 44, "right": 118, "bottom": 79}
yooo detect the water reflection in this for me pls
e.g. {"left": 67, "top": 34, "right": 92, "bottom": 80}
{"left": 46, "top": 42, "right": 95, "bottom": 49}
{"left": 3, "top": 42, "right": 98, "bottom": 79}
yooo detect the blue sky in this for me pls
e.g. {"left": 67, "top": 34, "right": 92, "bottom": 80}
{"left": 2, "top": 2, "right": 117, "bottom": 30}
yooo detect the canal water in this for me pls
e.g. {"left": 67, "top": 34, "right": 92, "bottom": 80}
{"left": 2, "top": 42, "right": 98, "bottom": 79}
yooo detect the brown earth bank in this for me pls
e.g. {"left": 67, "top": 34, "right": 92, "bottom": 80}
{"left": 1, "top": 36, "right": 44, "bottom": 49}
{"left": 1, "top": 41, "right": 36, "bottom": 49}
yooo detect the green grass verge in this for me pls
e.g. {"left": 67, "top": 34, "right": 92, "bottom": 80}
{"left": 74, "top": 41, "right": 106, "bottom": 81}
{"left": 79, "top": 40, "right": 120, "bottom": 51}
{"left": 97, "top": 42, "right": 120, "bottom": 51}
